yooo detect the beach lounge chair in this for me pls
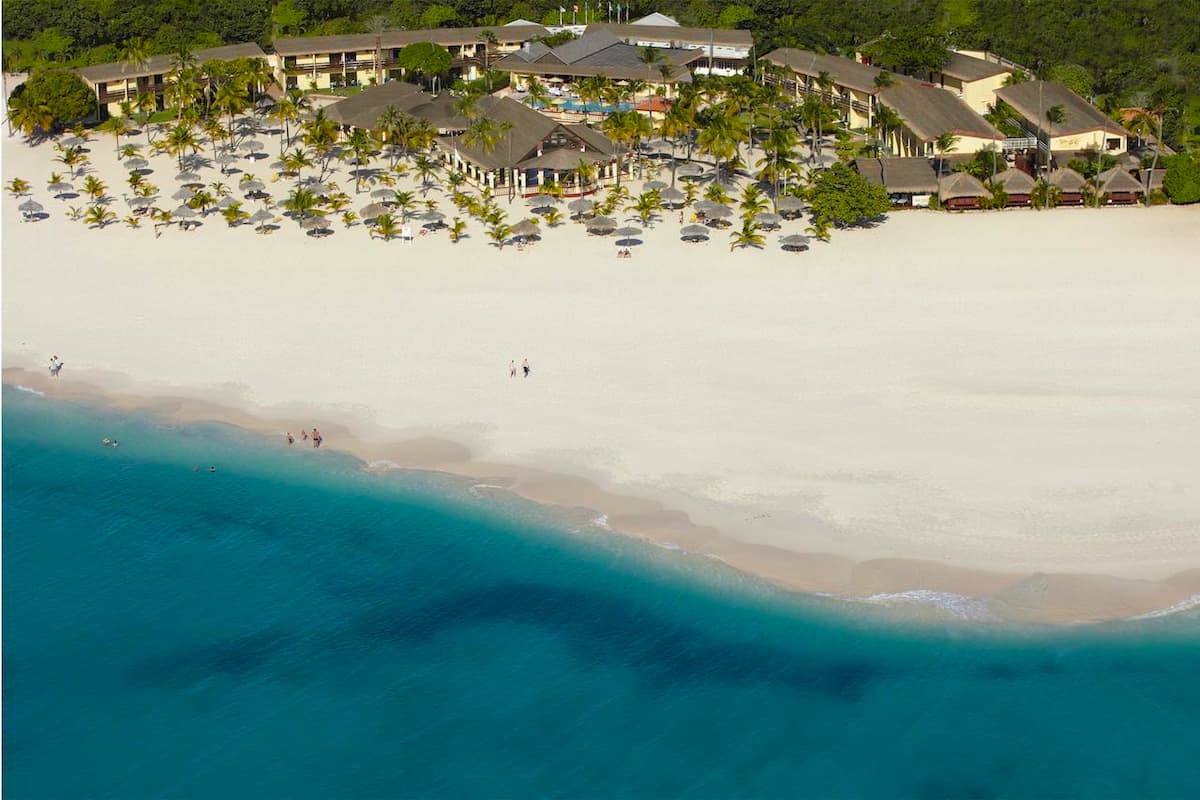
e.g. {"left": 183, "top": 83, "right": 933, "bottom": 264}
{"left": 400, "top": 226, "right": 414, "bottom": 243}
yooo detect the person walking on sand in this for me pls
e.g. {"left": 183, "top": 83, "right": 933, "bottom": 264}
{"left": 510, "top": 359, "right": 517, "bottom": 378}
{"left": 312, "top": 428, "right": 322, "bottom": 448}
{"left": 522, "top": 358, "right": 530, "bottom": 378}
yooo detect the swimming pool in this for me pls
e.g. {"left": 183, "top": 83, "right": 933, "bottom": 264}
{"left": 557, "top": 99, "right": 634, "bottom": 114}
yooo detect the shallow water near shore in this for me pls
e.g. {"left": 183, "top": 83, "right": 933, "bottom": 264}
{"left": 4, "top": 386, "right": 1199, "bottom": 798}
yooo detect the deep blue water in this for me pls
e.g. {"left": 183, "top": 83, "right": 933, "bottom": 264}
{"left": 4, "top": 384, "right": 1199, "bottom": 799}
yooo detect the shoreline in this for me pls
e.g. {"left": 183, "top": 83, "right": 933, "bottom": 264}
{"left": 9, "top": 365, "right": 1199, "bottom": 625}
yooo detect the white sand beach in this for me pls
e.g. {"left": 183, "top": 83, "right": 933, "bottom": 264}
{"left": 4, "top": 128, "right": 1200, "bottom": 623}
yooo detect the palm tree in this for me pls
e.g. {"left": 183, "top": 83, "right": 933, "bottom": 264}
{"left": 413, "top": 154, "right": 440, "bottom": 194}
{"left": 345, "top": 128, "right": 375, "bottom": 193}
{"left": 522, "top": 76, "right": 552, "bottom": 110}
{"left": 163, "top": 123, "right": 200, "bottom": 171}
{"left": 221, "top": 200, "right": 250, "bottom": 226}
{"left": 1044, "top": 104, "right": 1066, "bottom": 174}
{"left": 449, "top": 217, "right": 467, "bottom": 242}
{"left": 188, "top": 188, "right": 216, "bottom": 215}
{"left": 487, "top": 221, "right": 513, "bottom": 248}
{"left": 271, "top": 97, "right": 301, "bottom": 154}
{"left": 542, "top": 208, "right": 563, "bottom": 227}
{"left": 6, "top": 178, "right": 31, "bottom": 198}
{"left": 628, "top": 191, "right": 661, "bottom": 226}
{"left": 729, "top": 219, "right": 765, "bottom": 250}
{"left": 392, "top": 189, "right": 417, "bottom": 222}
{"left": 477, "top": 29, "right": 498, "bottom": 89}
{"left": 1129, "top": 105, "right": 1166, "bottom": 206}
{"left": 7, "top": 92, "right": 53, "bottom": 138}
{"left": 739, "top": 184, "right": 769, "bottom": 216}
{"left": 133, "top": 91, "right": 157, "bottom": 146}
{"left": 657, "top": 100, "right": 695, "bottom": 187}
{"left": 283, "top": 186, "right": 321, "bottom": 226}
{"left": 637, "top": 46, "right": 667, "bottom": 107}
{"left": 83, "top": 175, "right": 107, "bottom": 203}
{"left": 56, "top": 145, "right": 88, "bottom": 179}
{"left": 696, "top": 108, "right": 738, "bottom": 185}
{"left": 84, "top": 206, "right": 116, "bottom": 228}
{"left": 873, "top": 105, "right": 903, "bottom": 157}
{"left": 117, "top": 37, "right": 150, "bottom": 103}
{"left": 371, "top": 212, "right": 401, "bottom": 240}
{"left": 282, "top": 147, "right": 314, "bottom": 186}
{"left": 1030, "top": 178, "right": 1061, "bottom": 210}
{"left": 578, "top": 75, "right": 612, "bottom": 124}
{"left": 213, "top": 79, "right": 250, "bottom": 141}
{"left": 933, "top": 132, "right": 960, "bottom": 176}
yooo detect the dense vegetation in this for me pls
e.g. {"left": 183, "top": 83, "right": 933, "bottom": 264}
{"left": 2, "top": 0, "right": 1198, "bottom": 148}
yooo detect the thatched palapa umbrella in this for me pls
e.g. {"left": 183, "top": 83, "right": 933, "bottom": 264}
{"left": 613, "top": 225, "right": 642, "bottom": 246}
{"left": 302, "top": 216, "right": 332, "bottom": 235}
{"left": 124, "top": 157, "right": 149, "bottom": 171}
{"left": 511, "top": 218, "right": 540, "bottom": 240}
{"left": 775, "top": 195, "right": 805, "bottom": 219}
{"left": 586, "top": 215, "right": 617, "bottom": 234}
{"left": 680, "top": 224, "right": 710, "bottom": 242}
{"left": 19, "top": 199, "right": 44, "bottom": 215}
{"left": 360, "top": 203, "right": 388, "bottom": 220}
{"left": 567, "top": 198, "right": 595, "bottom": 218}
{"left": 755, "top": 212, "right": 783, "bottom": 229}
{"left": 525, "top": 193, "right": 559, "bottom": 207}
{"left": 658, "top": 186, "right": 685, "bottom": 206}
{"left": 780, "top": 234, "right": 810, "bottom": 252}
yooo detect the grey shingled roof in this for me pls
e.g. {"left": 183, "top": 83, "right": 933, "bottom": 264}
{"left": 584, "top": 23, "right": 752, "bottom": 49}
{"left": 991, "top": 168, "right": 1036, "bottom": 194}
{"left": 878, "top": 83, "right": 1002, "bottom": 142}
{"left": 77, "top": 42, "right": 267, "bottom": 84}
{"left": 437, "top": 95, "right": 612, "bottom": 170}
{"left": 495, "top": 33, "right": 699, "bottom": 81}
{"left": 938, "top": 171, "right": 989, "bottom": 200}
{"left": 854, "top": 157, "right": 937, "bottom": 193}
{"left": 994, "top": 81, "right": 1128, "bottom": 137}
{"left": 272, "top": 25, "right": 548, "bottom": 56}
{"left": 1098, "top": 167, "right": 1143, "bottom": 193}
{"left": 1047, "top": 167, "right": 1086, "bottom": 191}
{"left": 939, "top": 51, "right": 1011, "bottom": 82}
{"left": 550, "top": 30, "right": 624, "bottom": 64}
{"left": 761, "top": 47, "right": 895, "bottom": 95}
{"left": 324, "top": 81, "right": 425, "bottom": 128}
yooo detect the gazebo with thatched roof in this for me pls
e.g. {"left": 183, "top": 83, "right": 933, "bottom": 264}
{"left": 1047, "top": 167, "right": 1086, "bottom": 206}
{"left": 938, "top": 171, "right": 989, "bottom": 211}
{"left": 990, "top": 168, "right": 1036, "bottom": 207}
{"left": 1097, "top": 167, "right": 1144, "bottom": 205}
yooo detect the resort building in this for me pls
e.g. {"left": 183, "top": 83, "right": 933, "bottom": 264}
{"left": 270, "top": 24, "right": 548, "bottom": 92}
{"left": 924, "top": 50, "right": 1016, "bottom": 114}
{"left": 75, "top": 42, "right": 268, "bottom": 119}
{"left": 854, "top": 157, "right": 937, "bottom": 207}
{"left": 583, "top": 16, "right": 753, "bottom": 76}
{"left": 993, "top": 81, "right": 1129, "bottom": 156}
{"left": 877, "top": 83, "right": 1004, "bottom": 159}
{"left": 325, "top": 82, "right": 617, "bottom": 196}
{"left": 760, "top": 48, "right": 895, "bottom": 130}
{"left": 494, "top": 30, "right": 699, "bottom": 101}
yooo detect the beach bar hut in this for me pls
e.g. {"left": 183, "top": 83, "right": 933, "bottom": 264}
{"left": 1097, "top": 167, "right": 1144, "bottom": 205}
{"left": 1047, "top": 167, "right": 1086, "bottom": 206}
{"left": 990, "top": 168, "right": 1036, "bottom": 207}
{"left": 854, "top": 158, "right": 937, "bottom": 207}
{"left": 938, "top": 172, "right": 989, "bottom": 211}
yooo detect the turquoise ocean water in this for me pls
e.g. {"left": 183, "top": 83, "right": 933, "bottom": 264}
{"left": 4, "top": 384, "right": 1199, "bottom": 798}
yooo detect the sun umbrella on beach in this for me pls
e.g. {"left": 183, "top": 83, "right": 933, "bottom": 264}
{"left": 48, "top": 180, "right": 73, "bottom": 196}
{"left": 586, "top": 215, "right": 617, "bottom": 234}
{"left": 644, "top": 180, "right": 668, "bottom": 192}
{"left": 250, "top": 208, "right": 275, "bottom": 229}
{"left": 675, "top": 162, "right": 704, "bottom": 177}
{"left": 614, "top": 225, "right": 642, "bottom": 247}
{"left": 776, "top": 196, "right": 805, "bottom": 216}
{"left": 680, "top": 224, "right": 710, "bottom": 242}
{"left": 217, "top": 195, "right": 240, "bottom": 209}
{"left": 755, "top": 212, "right": 783, "bottom": 230}
{"left": 171, "top": 187, "right": 195, "bottom": 201}
{"left": 360, "top": 202, "right": 388, "bottom": 220}
{"left": 238, "top": 139, "right": 264, "bottom": 153}
{"left": 568, "top": 198, "right": 595, "bottom": 217}
{"left": 370, "top": 187, "right": 395, "bottom": 201}
{"left": 176, "top": 172, "right": 203, "bottom": 186}
{"left": 60, "top": 135, "right": 84, "bottom": 147}
{"left": 511, "top": 218, "right": 540, "bottom": 239}
{"left": 215, "top": 153, "right": 238, "bottom": 170}
{"left": 173, "top": 204, "right": 197, "bottom": 218}
{"left": 301, "top": 215, "right": 332, "bottom": 233}
{"left": 658, "top": 186, "right": 685, "bottom": 206}
{"left": 19, "top": 199, "right": 44, "bottom": 214}
{"left": 124, "top": 157, "right": 149, "bottom": 171}
{"left": 525, "top": 193, "right": 559, "bottom": 207}
{"left": 302, "top": 181, "right": 331, "bottom": 196}
{"left": 418, "top": 209, "right": 445, "bottom": 221}
{"left": 780, "top": 233, "right": 810, "bottom": 252}
{"left": 128, "top": 195, "right": 157, "bottom": 208}
{"left": 697, "top": 203, "right": 732, "bottom": 219}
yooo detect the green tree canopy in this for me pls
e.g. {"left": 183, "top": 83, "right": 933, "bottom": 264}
{"left": 21, "top": 69, "right": 94, "bottom": 127}
{"left": 1047, "top": 64, "right": 1095, "bottom": 98}
{"left": 395, "top": 42, "right": 452, "bottom": 82}
{"left": 1162, "top": 154, "right": 1200, "bottom": 204}
{"left": 808, "top": 162, "right": 891, "bottom": 228}
{"left": 863, "top": 27, "right": 949, "bottom": 77}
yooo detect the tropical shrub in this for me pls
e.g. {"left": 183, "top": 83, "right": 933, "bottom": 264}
{"left": 1162, "top": 154, "right": 1200, "bottom": 204}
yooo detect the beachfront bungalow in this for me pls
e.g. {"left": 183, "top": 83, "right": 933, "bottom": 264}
{"left": 271, "top": 24, "right": 547, "bottom": 91}
{"left": 494, "top": 30, "right": 698, "bottom": 107}
{"left": 990, "top": 167, "right": 1036, "bottom": 206}
{"left": 992, "top": 81, "right": 1129, "bottom": 158}
{"left": 760, "top": 48, "right": 893, "bottom": 130}
{"left": 1047, "top": 167, "right": 1087, "bottom": 205}
{"left": 75, "top": 42, "right": 268, "bottom": 120}
{"left": 938, "top": 171, "right": 989, "bottom": 210}
{"left": 876, "top": 83, "right": 1004, "bottom": 160}
{"left": 854, "top": 157, "right": 937, "bottom": 207}
{"left": 583, "top": 17, "right": 753, "bottom": 76}
{"left": 1097, "top": 167, "right": 1144, "bottom": 205}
